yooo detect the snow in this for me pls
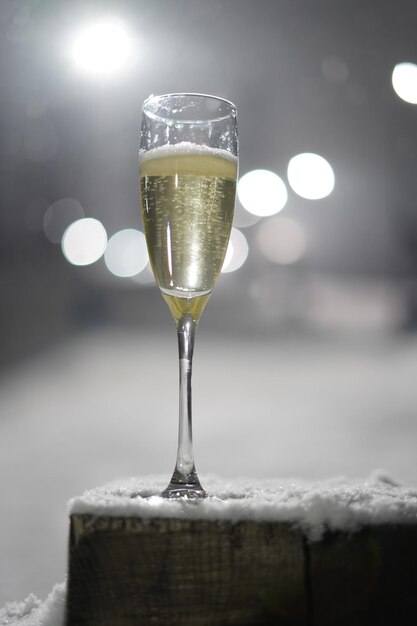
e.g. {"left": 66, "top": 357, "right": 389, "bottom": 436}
{"left": 2, "top": 469, "right": 417, "bottom": 624}
{"left": 0, "top": 583, "right": 65, "bottom": 626}
{"left": 69, "top": 469, "right": 417, "bottom": 542}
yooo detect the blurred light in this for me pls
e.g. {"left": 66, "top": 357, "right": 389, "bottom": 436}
{"left": 71, "top": 18, "right": 132, "bottom": 76}
{"left": 237, "top": 169, "right": 288, "bottom": 216}
{"left": 104, "top": 229, "right": 149, "bottom": 277}
{"left": 257, "top": 217, "right": 306, "bottom": 265}
{"left": 131, "top": 263, "right": 155, "bottom": 285}
{"left": 392, "top": 62, "right": 417, "bottom": 104}
{"left": 233, "top": 200, "right": 261, "bottom": 228}
{"left": 222, "top": 228, "right": 249, "bottom": 273}
{"left": 223, "top": 240, "right": 234, "bottom": 269}
{"left": 321, "top": 56, "right": 349, "bottom": 84}
{"left": 308, "top": 277, "right": 404, "bottom": 333}
{"left": 43, "top": 198, "right": 85, "bottom": 243}
{"left": 287, "top": 153, "right": 335, "bottom": 200}
{"left": 62, "top": 218, "right": 107, "bottom": 266}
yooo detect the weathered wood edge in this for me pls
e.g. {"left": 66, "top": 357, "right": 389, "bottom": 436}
{"left": 66, "top": 515, "right": 417, "bottom": 626}
{"left": 308, "top": 523, "right": 417, "bottom": 626}
{"left": 66, "top": 515, "right": 307, "bottom": 626}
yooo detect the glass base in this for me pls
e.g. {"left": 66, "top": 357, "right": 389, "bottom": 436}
{"left": 161, "top": 469, "right": 207, "bottom": 499}
{"left": 161, "top": 485, "right": 207, "bottom": 499}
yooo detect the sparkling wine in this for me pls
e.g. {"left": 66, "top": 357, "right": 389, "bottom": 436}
{"left": 140, "top": 142, "right": 237, "bottom": 323}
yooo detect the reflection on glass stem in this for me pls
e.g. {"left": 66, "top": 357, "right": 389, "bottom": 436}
{"left": 161, "top": 314, "right": 207, "bottom": 499}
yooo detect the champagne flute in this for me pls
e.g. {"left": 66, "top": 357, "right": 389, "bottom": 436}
{"left": 139, "top": 93, "right": 238, "bottom": 498}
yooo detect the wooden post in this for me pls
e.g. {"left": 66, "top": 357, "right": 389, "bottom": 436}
{"left": 65, "top": 476, "right": 417, "bottom": 626}
{"left": 309, "top": 525, "right": 417, "bottom": 626}
{"left": 65, "top": 516, "right": 307, "bottom": 626}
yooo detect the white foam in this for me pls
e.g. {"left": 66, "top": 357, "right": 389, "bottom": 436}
{"left": 68, "top": 471, "right": 417, "bottom": 542}
{"left": 139, "top": 141, "right": 237, "bottom": 164}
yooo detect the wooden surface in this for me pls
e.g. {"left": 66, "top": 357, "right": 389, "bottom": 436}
{"left": 309, "top": 525, "right": 417, "bottom": 626}
{"left": 65, "top": 515, "right": 417, "bottom": 626}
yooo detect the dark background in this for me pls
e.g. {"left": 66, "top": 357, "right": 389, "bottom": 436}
{"left": 1, "top": 0, "right": 417, "bottom": 607}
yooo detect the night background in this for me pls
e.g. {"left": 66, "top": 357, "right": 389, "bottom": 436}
{"left": 1, "top": 0, "right": 417, "bottom": 607}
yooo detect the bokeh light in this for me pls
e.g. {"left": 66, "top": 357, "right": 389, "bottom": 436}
{"left": 131, "top": 263, "right": 155, "bottom": 285}
{"left": 104, "top": 229, "right": 149, "bottom": 278}
{"left": 233, "top": 200, "right": 261, "bottom": 228}
{"left": 237, "top": 169, "right": 288, "bottom": 216}
{"left": 62, "top": 218, "right": 107, "bottom": 266}
{"left": 287, "top": 153, "right": 335, "bottom": 200}
{"left": 392, "top": 62, "right": 417, "bottom": 104}
{"left": 222, "top": 228, "right": 249, "bottom": 273}
{"left": 257, "top": 216, "right": 306, "bottom": 265}
{"left": 43, "top": 198, "right": 85, "bottom": 243}
{"left": 71, "top": 18, "right": 133, "bottom": 76}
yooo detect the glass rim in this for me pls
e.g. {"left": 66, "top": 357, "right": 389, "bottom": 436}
{"left": 142, "top": 92, "right": 237, "bottom": 124}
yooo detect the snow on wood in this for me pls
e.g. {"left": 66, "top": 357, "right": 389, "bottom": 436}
{"left": 2, "top": 471, "right": 417, "bottom": 625}
{"left": 69, "top": 470, "right": 417, "bottom": 541}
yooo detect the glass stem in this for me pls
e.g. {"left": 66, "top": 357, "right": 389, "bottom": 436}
{"left": 161, "top": 314, "right": 206, "bottom": 498}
